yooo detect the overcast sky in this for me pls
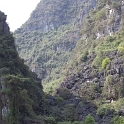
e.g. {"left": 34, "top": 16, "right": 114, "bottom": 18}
{"left": 0, "top": 0, "right": 41, "bottom": 32}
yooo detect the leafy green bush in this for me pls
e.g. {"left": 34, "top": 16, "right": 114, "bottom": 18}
{"left": 95, "top": 8, "right": 106, "bottom": 20}
{"left": 64, "top": 104, "right": 77, "bottom": 122}
{"left": 102, "top": 58, "right": 110, "bottom": 69}
{"left": 44, "top": 116, "right": 57, "bottom": 124}
{"left": 91, "top": 51, "right": 104, "bottom": 69}
{"left": 118, "top": 42, "right": 124, "bottom": 53}
{"left": 84, "top": 114, "right": 95, "bottom": 124}
{"left": 118, "top": 46, "right": 124, "bottom": 52}
{"left": 80, "top": 50, "right": 88, "bottom": 62}
{"left": 110, "top": 116, "right": 124, "bottom": 124}
{"left": 56, "top": 88, "right": 72, "bottom": 100}
{"left": 97, "top": 104, "right": 115, "bottom": 118}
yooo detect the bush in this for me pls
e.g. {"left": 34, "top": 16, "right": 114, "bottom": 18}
{"left": 118, "top": 46, "right": 124, "bottom": 52}
{"left": 64, "top": 104, "right": 77, "bottom": 122}
{"left": 97, "top": 104, "right": 115, "bottom": 118}
{"left": 95, "top": 8, "right": 106, "bottom": 20}
{"left": 44, "top": 117, "right": 57, "bottom": 124}
{"left": 110, "top": 116, "right": 124, "bottom": 124}
{"left": 91, "top": 51, "right": 103, "bottom": 69}
{"left": 118, "top": 42, "right": 124, "bottom": 56}
{"left": 56, "top": 88, "right": 72, "bottom": 100}
{"left": 80, "top": 50, "right": 88, "bottom": 62}
{"left": 97, "top": 107, "right": 106, "bottom": 118}
{"left": 84, "top": 114, "right": 95, "bottom": 124}
{"left": 102, "top": 58, "right": 110, "bottom": 69}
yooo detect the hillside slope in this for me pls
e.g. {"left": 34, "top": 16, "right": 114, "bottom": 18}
{"left": 13, "top": 0, "right": 124, "bottom": 123}
{"left": 0, "top": 11, "right": 44, "bottom": 124}
{"left": 62, "top": 0, "right": 124, "bottom": 99}
{"left": 14, "top": 0, "right": 97, "bottom": 91}
{"left": 56, "top": 0, "right": 124, "bottom": 123}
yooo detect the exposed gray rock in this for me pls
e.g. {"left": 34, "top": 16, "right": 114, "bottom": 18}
{"left": 17, "top": 0, "right": 97, "bottom": 33}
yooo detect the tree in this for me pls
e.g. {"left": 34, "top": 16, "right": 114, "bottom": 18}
{"left": 84, "top": 114, "right": 95, "bottom": 124}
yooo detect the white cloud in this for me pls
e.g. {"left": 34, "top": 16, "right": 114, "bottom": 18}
{"left": 0, "top": 0, "right": 40, "bottom": 31}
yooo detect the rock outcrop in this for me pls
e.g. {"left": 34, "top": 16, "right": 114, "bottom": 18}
{"left": 0, "top": 11, "right": 44, "bottom": 124}
{"left": 21, "top": 0, "right": 97, "bottom": 33}
{"left": 14, "top": 0, "right": 97, "bottom": 84}
{"left": 0, "top": 11, "right": 9, "bottom": 34}
{"left": 59, "top": 50, "right": 124, "bottom": 98}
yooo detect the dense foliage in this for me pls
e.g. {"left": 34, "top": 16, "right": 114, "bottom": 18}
{"left": 2, "top": 0, "right": 124, "bottom": 123}
{"left": 14, "top": 0, "right": 97, "bottom": 94}
{"left": 0, "top": 11, "right": 44, "bottom": 124}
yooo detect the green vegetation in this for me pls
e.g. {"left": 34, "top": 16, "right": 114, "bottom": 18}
{"left": 43, "top": 78, "right": 62, "bottom": 95}
{"left": 44, "top": 116, "right": 57, "bottom": 124}
{"left": 0, "top": 12, "right": 44, "bottom": 123}
{"left": 118, "top": 43, "right": 124, "bottom": 56}
{"left": 110, "top": 116, "right": 124, "bottom": 124}
{"left": 14, "top": 0, "right": 97, "bottom": 94}
{"left": 2, "top": 0, "right": 124, "bottom": 123}
{"left": 84, "top": 114, "right": 95, "bottom": 124}
{"left": 102, "top": 58, "right": 110, "bottom": 69}
{"left": 97, "top": 98, "right": 124, "bottom": 119}
{"left": 97, "top": 104, "right": 115, "bottom": 118}
{"left": 102, "top": 75, "right": 124, "bottom": 99}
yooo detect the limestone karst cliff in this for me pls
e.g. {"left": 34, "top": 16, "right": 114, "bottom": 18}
{"left": 14, "top": 0, "right": 97, "bottom": 89}
{"left": 12, "top": 0, "right": 124, "bottom": 123}
{"left": 0, "top": 11, "right": 44, "bottom": 124}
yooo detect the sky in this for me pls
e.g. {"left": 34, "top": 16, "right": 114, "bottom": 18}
{"left": 0, "top": 0, "right": 41, "bottom": 32}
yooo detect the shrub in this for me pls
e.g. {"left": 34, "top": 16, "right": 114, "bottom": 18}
{"left": 84, "top": 114, "right": 95, "bottom": 124}
{"left": 64, "top": 104, "right": 77, "bottom": 122}
{"left": 91, "top": 51, "right": 103, "bottom": 69}
{"left": 56, "top": 88, "right": 72, "bottom": 100}
{"left": 118, "top": 42, "right": 124, "bottom": 56}
{"left": 80, "top": 50, "right": 88, "bottom": 62}
{"left": 44, "top": 116, "right": 57, "bottom": 124}
{"left": 95, "top": 8, "right": 106, "bottom": 20}
{"left": 102, "top": 58, "right": 110, "bottom": 69}
{"left": 118, "top": 46, "right": 124, "bottom": 54}
{"left": 97, "top": 107, "right": 106, "bottom": 118}
{"left": 110, "top": 116, "right": 124, "bottom": 124}
{"left": 97, "top": 104, "right": 115, "bottom": 118}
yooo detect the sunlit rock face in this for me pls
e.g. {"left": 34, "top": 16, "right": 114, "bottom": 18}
{"left": 14, "top": 0, "right": 97, "bottom": 83}
{"left": 20, "top": 0, "right": 97, "bottom": 33}
{"left": 96, "top": 1, "right": 124, "bottom": 39}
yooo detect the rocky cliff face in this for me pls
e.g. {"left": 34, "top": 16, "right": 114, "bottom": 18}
{"left": 21, "top": 0, "right": 97, "bottom": 33}
{"left": 59, "top": 50, "right": 124, "bottom": 98}
{"left": 0, "top": 11, "right": 44, "bottom": 124}
{"left": 96, "top": 0, "right": 124, "bottom": 38}
{"left": 0, "top": 12, "right": 10, "bottom": 123}
{"left": 59, "top": 0, "right": 124, "bottom": 99}
{"left": 9, "top": 0, "right": 124, "bottom": 123}
{"left": 14, "top": 0, "right": 97, "bottom": 87}
{"left": 54, "top": 1, "right": 124, "bottom": 123}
